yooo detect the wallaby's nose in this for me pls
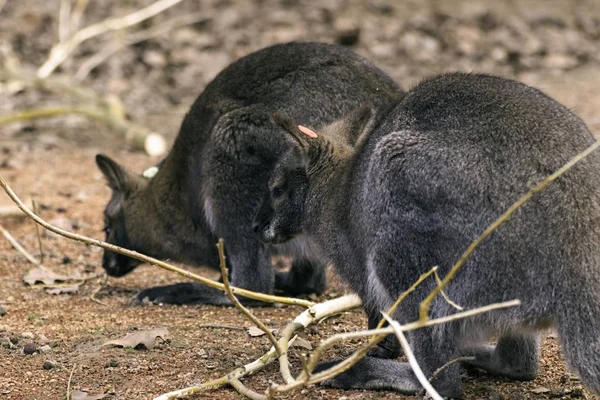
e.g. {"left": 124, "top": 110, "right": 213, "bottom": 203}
{"left": 252, "top": 221, "right": 261, "bottom": 234}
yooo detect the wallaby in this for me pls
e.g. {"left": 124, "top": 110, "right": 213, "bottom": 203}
{"left": 253, "top": 72, "right": 600, "bottom": 397}
{"left": 95, "top": 42, "right": 403, "bottom": 306}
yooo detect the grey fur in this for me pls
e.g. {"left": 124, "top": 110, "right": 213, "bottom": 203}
{"left": 254, "top": 72, "right": 600, "bottom": 396}
{"left": 95, "top": 42, "right": 402, "bottom": 306}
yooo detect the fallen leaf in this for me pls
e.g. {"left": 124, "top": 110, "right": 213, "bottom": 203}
{"left": 71, "top": 390, "right": 111, "bottom": 400}
{"left": 290, "top": 337, "right": 312, "bottom": 350}
{"left": 23, "top": 268, "right": 81, "bottom": 286}
{"left": 102, "top": 327, "right": 169, "bottom": 350}
{"left": 46, "top": 285, "right": 80, "bottom": 295}
{"left": 247, "top": 326, "right": 276, "bottom": 337}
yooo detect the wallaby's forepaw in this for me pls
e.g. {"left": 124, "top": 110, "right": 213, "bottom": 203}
{"left": 367, "top": 335, "right": 403, "bottom": 359}
{"left": 276, "top": 258, "right": 327, "bottom": 296}
{"left": 314, "top": 358, "right": 423, "bottom": 394}
{"left": 134, "top": 282, "right": 230, "bottom": 305}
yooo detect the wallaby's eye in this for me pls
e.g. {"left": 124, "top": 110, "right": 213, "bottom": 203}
{"left": 102, "top": 226, "right": 111, "bottom": 236}
{"left": 272, "top": 186, "right": 284, "bottom": 198}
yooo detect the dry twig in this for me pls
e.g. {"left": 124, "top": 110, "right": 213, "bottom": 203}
{"left": 0, "top": 224, "right": 51, "bottom": 272}
{"left": 217, "top": 239, "right": 284, "bottom": 357}
{"left": 75, "top": 12, "right": 208, "bottom": 81}
{"left": 66, "top": 364, "right": 76, "bottom": 400}
{"left": 153, "top": 295, "right": 361, "bottom": 400}
{"left": 382, "top": 312, "right": 443, "bottom": 400}
{"left": 38, "top": 0, "right": 185, "bottom": 78}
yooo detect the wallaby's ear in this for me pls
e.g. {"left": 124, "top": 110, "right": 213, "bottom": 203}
{"left": 272, "top": 113, "right": 317, "bottom": 150}
{"left": 335, "top": 106, "right": 374, "bottom": 146}
{"left": 95, "top": 154, "right": 138, "bottom": 193}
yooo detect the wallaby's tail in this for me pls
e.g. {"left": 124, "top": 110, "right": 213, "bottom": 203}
{"left": 556, "top": 295, "right": 600, "bottom": 395}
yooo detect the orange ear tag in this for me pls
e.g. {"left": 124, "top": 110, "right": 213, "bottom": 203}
{"left": 298, "top": 125, "right": 319, "bottom": 138}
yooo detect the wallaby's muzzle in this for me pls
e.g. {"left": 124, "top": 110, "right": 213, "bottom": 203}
{"left": 102, "top": 250, "right": 142, "bottom": 277}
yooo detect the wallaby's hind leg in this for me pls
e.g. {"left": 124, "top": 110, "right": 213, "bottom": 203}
{"left": 275, "top": 258, "right": 327, "bottom": 296}
{"left": 366, "top": 312, "right": 402, "bottom": 359}
{"left": 462, "top": 333, "right": 540, "bottom": 381}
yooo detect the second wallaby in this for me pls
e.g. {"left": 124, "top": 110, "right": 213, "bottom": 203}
{"left": 95, "top": 42, "right": 402, "bottom": 305}
{"left": 254, "top": 72, "right": 600, "bottom": 397}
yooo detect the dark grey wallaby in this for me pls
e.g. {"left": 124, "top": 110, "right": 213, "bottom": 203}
{"left": 253, "top": 72, "right": 600, "bottom": 397}
{"left": 95, "top": 42, "right": 403, "bottom": 307}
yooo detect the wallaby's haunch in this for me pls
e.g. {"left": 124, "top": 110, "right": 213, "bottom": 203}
{"left": 95, "top": 42, "right": 402, "bottom": 305}
{"left": 254, "top": 73, "right": 600, "bottom": 397}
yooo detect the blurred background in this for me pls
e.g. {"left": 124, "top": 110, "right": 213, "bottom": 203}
{"left": 2, "top": 0, "right": 599, "bottom": 154}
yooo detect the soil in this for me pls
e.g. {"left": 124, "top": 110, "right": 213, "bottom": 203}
{"left": 1, "top": 0, "right": 600, "bottom": 399}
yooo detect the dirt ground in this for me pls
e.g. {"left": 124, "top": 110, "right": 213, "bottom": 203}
{"left": 1, "top": 0, "right": 600, "bottom": 399}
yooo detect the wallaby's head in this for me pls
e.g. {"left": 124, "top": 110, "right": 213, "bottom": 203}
{"left": 95, "top": 154, "right": 149, "bottom": 277}
{"left": 253, "top": 107, "right": 373, "bottom": 244}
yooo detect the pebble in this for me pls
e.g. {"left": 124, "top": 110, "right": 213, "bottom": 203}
{"left": 21, "top": 331, "right": 34, "bottom": 339}
{"left": 23, "top": 342, "right": 37, "bottom": 355}
{"left": 105, "top": 359, "right": 119, "bottom": 368}
{"left": 42, "top": 360, "right": 56, "bottom": 370}
{"left": 38, "top": 334, "right": 49, "bottom": 344}
{"left": 0, "top": 305, "right": 6, "bottom": 317}
{"left": 39, "top": 345, "right": 52, "bottom": 354}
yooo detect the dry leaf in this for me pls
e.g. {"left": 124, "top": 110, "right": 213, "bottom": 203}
{"left": 290, "top": 337, "right": 312, "bottom": 350}
{"left": 102, "top": 327, "right": 169, "bottom": 350}
{"left": 23, "top": 267, "right": 81, "bottom": 286}
{"left": 71, "top": 390, "right": 111, "bottom": 400}
{"left": 247, "top": 326, "right": 276, "bottom": 337}
{"left": 46, "top": 285, "right": 80, "bottom": 295}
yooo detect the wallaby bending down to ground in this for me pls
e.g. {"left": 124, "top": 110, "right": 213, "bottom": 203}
{"left": 95, "top": 42, "right": 403, "bottom": 306}
{"left": 253, "top": 72, "right": 600, "bottom": 397}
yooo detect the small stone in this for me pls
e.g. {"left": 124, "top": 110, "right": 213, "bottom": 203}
{"left": 39, "top": 345, "right": 52, "bottom": 354}
{"left": 42, "top": 360, "right": 56, "bottom": 370}
{"left": 0, "top": 305, "right": 6, "bottom": 317}
{"left": 104, "top": 358, "right": 119, "bottom": 368}
{"left": 62, "top": 256, "right": 72, "bottom": 264}
{"left": 21, "top": 331, "right": 34, "bottom": 339}
{"left": 0, "top": 324, "right": 7, "bottom": 331}
{"left": 9, "top": 336, "right": 19, "bottom": 345}
{"left": 23, "top": 342, "right": 37, "bottom": 355}
{"left": 143, "top": 50, "right": 167, "bottom": 68}
{"left": 38, "top": 334, "right": 49, "bottom": 343}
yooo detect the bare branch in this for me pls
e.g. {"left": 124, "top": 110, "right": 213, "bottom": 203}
{"left": 37, "top": 0, "right": 185, "bottom": 78}
{"left": 382, "top": 312, "right": 443, "bottom": 400}
{"left": 154, "top": 295, "right": 361, "bottom": 400}
{"left": 66, "top": 364, "right": 76, "bottom": 400}
{"left": 59, "top": 0, "right": 72, "bottom": 42}
{"left": 420, "top": 140, "right": 600, "bottom": 322}
{"left": 271, "top": 299, "right": 520, "bottom": 394}
{"left": 69, "top": 0, "right": 89, "bottom": 33}
{"left": 0, "top": 224, "right": 52, "bottom": 272}
{"left": 216, "top": 239, "right": 284, "bottom": 358}
{"left": 230, "top": 378, "right": 267, "bottom": 400}
{"left": 429, "top": 357, "right": 475, "bottom": 382}
{"left": 75, "top": 12, "right": 208, "bottom": 81}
